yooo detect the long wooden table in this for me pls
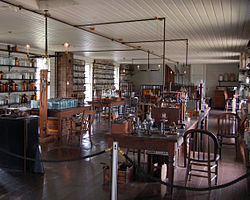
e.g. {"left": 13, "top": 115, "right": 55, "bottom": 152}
{"left": 89, "top": 99, "right": 127, "bottom": 120}
{"left": 106, "top": 107, "right": 211, "bottom": 193}
{"left": 32, "top": 106, "right": 91, "bottom": 138}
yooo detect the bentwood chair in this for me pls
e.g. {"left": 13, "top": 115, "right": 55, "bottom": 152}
{"left": 71, "top": 110, "right": 96, "bottom": 144}
{"left": 184, "top": 129, "right": 220, "bottom": 187}
{"left": 217, "top": 112, "right": 240, "bottom": 158}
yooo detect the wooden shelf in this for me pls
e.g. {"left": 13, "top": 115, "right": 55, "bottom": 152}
{"left": 93, "top": 72, "right": 114, "bottom": 75}
{"left": 0, "top": 90, "right": 36, "bottom": 93}
{"left": 0, "top": 64, "right": 36, "bottom": 69}
{"left": 0, "top": 79, "right": 36, "bottom": 81}
{"left": 93, "top": 67, "right": 114, "bottom": 71}
{"left": 94, "top": 77, "right": 114, "bottom": 80}
{"left": 73, "top": 83, "right": 85, "bottom": 85}
{"left": 73, "top": 90, "right": 85, "bottom": 92}
{"left": 73, "top": 77, "right": 85, "bottom": 79}
{"left": 73, "top": 70, "right": 85, "bottom": 73}
{"left": 73, "top": 63, "right": 85, "bottom": 67}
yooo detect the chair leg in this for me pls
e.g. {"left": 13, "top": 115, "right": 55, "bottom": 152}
{"left": 215, "top": 161, "right": 218, "bottom": 185}
{"left": 235, "top": 137, "right": 238, "bottom": 157}
{"left": 219, "top": 138, "right": 223, "bottom": 158}
{"left": 208, "top": 162, "right": 211, "bottom": 187}
{"left": 185, "top": 160, "right": 191, "bottom": 186}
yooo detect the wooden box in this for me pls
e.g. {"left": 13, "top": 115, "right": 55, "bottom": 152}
{"left": 111, "top": 121, "right": 132, "bottom": 134}
{"left": 103, "top": 163, "right": 134, "bottom": 184}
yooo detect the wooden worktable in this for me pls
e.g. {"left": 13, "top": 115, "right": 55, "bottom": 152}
{"left": 106, "top": 107, "right": 211, "bottom": 193}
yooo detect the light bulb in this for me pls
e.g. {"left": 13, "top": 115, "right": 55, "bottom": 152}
{"left": 63, "top": 42, "right": 70, "bottom": 48}
{"left": 26, "top": 44, "right": 30, "bottom": 50}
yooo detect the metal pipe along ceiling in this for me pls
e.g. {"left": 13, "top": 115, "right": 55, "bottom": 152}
{"left": 0, "top": 0, "right": 179, "bottom": 64}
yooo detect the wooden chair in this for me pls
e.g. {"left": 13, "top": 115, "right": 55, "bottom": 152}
{"left": 71, "top": 110, "right": 96, "bottom": 144}
{"left": 184, "top": 129, "right": 220, "bottom": 187}
{"left": 217, "top": 112, "right": 240, "bottom": 158}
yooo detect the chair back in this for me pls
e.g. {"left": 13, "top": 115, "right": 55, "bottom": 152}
{"left": 217, "top": 112, "right": 240, "bottom": 138}
{"left": 184, "top": 129, "right": 219, "bottom": 162}
{"left": 84, "top": 110, "right": 96, "bottom": 127}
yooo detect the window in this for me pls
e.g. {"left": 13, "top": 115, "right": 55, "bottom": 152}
{"left": 114, "top": 65, "right": 119, "bottom": 90}
{"left": 85, "top": 63, "right": 92, "bottom": 101}
{"left": 35, "top": 58, "right": 50, "bottom": 100}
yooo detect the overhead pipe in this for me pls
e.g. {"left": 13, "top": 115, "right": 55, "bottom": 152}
{"left": 44, "top": 10, "right": 48, "bottom": 57}
{"left": 147, "top": 50, "right": 150, "bottom": 71}
{"left": 124, "top": 38, "right": 188, "bottom": 43}
{"left": 0, "top": 0, "right": 179, "bottom": 63}
{"left": 69, "top": 49, "right": 139, "bottom": 53}
{"left": 163, "top": 17, "right": 166, "bottom": 89}
{"left": 76, "top": 17, "right": 164, "bottom": 27}
{"left": 126, "top": 38, "right": 189, "bottom": 68}
{"left": 186, "top": 40, "right": 188, "bottom": 66}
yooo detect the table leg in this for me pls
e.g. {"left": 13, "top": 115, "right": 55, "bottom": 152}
{"left": 205, "top": 116, "right": 208, "bottom": 130}
{"left": 109, "top": 106, "right": 111, "bottom": 122}
{"left": 200, "top": 119, "right": 204, "bottom": 130}
{"left": 137, "top": 150, "right": 141, "bottom": 166}
{"left": 88, "top": 121, "right": 92, "bottom": 144}
{"left": 58, "top": 117, "right": 62, "bottom": 141}
{"left": 167, "top": 155, "right": 174, "bottom": 194}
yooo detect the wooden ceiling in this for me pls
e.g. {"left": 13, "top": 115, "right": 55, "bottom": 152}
{"left": 0, "top": 0, "right": 249, "bottom": 64}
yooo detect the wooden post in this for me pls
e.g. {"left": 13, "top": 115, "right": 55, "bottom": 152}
{"left": 199, "top": 83, "right": 203, "bottom": 110}
{"left": 39, "top": 70, "right": 48, "bottom": 138}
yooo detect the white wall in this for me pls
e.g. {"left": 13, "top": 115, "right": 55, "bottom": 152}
{"left": 205, "top": 63, "right": 238, "bottom": 98}
{"left": 131, "top": 64, "right": 164, "bottom": 91}
{"left": 190, "top": 63, "right": 238, "bottom": 98}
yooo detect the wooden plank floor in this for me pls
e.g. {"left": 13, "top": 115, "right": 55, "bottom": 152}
{"left": 0, "top": 109, "right": 249, "bottom": 200}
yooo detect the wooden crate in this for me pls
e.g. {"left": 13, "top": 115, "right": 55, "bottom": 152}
{"left": 111, "top": 121, "right": 132, "bottom": 134}
{"left": 103, "top": 164, "right": 134, "bottom": 184}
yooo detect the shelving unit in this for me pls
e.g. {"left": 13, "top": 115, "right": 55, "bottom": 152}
{"left": 73, "top": 59, "right": 85, "bottom": 97}
{"left": 119, "top": 64, "right": 133, "bottom": 97}
{"left": 239, "top": 48, "right": 250, "bottom": 101}
{"left": 0, "top": 45, "right": 37, "bottom": 107}
{"left": 93, "top": 60, "right": 114, "bottom": 97}
{"left": 140, "top": 85, "right": 163, "bottom": 97}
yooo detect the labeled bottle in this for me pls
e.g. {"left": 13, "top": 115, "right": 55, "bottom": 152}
{"left": 14, "top": 57, "right": 19, "bottom": 66}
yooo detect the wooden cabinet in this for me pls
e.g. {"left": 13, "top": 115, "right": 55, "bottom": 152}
{"left": 213, "top": 90, "right": 226, "bottom": 109}
{"left": 56, "top": 53, "right": 86, "bottom": 99}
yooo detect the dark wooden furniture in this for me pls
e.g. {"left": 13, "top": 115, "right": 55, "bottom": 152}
{"left": 32, "top": 106, "right": 91, "bottom": 139}
{"left": 217, "top": 112, "right": 240, "bottom": 158}
{"left": 72, "top": 110, "right": 96, "bottom": 144}
{"left": 47, "top": 106, "right": 91, "bottom": 138}
{"left": 213, "top": 90, "right": 226, "bottom": 109}
{"left": 0, "top": 116, "right": 44, "bottom": 173}
{"left": 106, "top": 107, "right": 211, "bottom": 193}
{"left": 165, "top": 64, "right": 175, "bottom": 88}
{"left": 89, "top": 99, "right": 126, "bottom": 120}
{"left": 147, "top": 151, "right": 169, "bottom": 179}
{"left": 184, "top": 129, "right": 220, "bottom": 187}
{"left": 151, "top": 107, "right": 181, "bottom": 125}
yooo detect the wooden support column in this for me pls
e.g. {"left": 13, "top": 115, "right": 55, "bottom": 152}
{"left": 199, "top": 83, "right": 203, "bottom": 110}
{"left": 39, "top": 69, "right": 48, "bottom": 138}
